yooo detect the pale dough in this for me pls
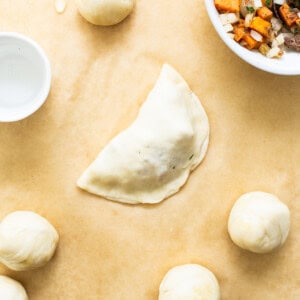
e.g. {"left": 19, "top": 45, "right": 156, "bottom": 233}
{"left": 228, "top": 191, "right": 290, "bottom": 253}
{"left": 159, "top": 264, "right": 220, "bottom": 300}
{"left": 75, "top": 0, "right": 134, "bottom": 26}
{"left": 0, "top": 211, "right": 59, "bottom": 271}
{"left": 0, "top": 275, "right": 28, "bottom": 300}
{"left": 77, "top": 64, "right": 210, "bottom": 204}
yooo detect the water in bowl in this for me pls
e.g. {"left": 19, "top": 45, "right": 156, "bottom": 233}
{"left": 0, "top": 49, "right": 44, "bottom": 109}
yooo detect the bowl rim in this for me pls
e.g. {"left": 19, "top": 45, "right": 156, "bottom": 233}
{"left": 0, "top": 32, "right": 51, "bottom": 122}
{"left": 204, "top": 0, "right": 300, "bottom": 76}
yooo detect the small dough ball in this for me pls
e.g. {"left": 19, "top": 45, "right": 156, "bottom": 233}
{"left": 0, "top": 275, "right": 28, "bottom": 300}
{"left": 76, "top": 0, "right": 134, "bottom": 26}
{"left": 0, "top": 211, "right": 59, "bottom": 271}
{"left": 159, "top": 264, "right": 220, "bottom": 300}
{"left": 228, "top": 191, "right": 290, "bottom": 253}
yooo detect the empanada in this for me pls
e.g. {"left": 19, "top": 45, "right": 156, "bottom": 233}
{"left": 77, "top": 64, "right": 210, "bottom": 204}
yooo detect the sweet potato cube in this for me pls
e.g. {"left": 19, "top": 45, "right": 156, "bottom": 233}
{"left": 242, "top": 33, "right": 260, "bottom": 49}
{"left": 257, "top": 7, "right": 273, "bottom": 21}
{"left": 238, "top": 19, "right": 245, "bottom": 28}
{"left": 214, "top": 0, "right": 240, "bottom": 13}
{"left": 249, "top": 17, "right": 271, "bottom": 37}
{"left": 234, "top": 26, "right": 245, "bottom": 42}
{"left": 279, "top": 4, "right": 298, "bottom": 27}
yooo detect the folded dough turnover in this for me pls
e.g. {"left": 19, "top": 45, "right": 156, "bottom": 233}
{"left": 77, "top": 64, "right": 209, "bottom": 204}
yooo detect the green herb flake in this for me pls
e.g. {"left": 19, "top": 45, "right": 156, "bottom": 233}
{"left": 265, "top": 0, "right": 271, "bottom": 6}
{"left": 246, "top": 6, "right": 255, "bottom": 13}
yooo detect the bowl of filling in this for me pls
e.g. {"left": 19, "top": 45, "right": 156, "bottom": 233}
{"left": 205, "top": 0, "right": 300, "bottom": 75}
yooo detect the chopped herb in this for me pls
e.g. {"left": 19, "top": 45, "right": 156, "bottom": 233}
{"left": 265, "top": 0, "right": 271, "bottom": 6}
{"left": 294, "top": 26, "right": 300, "bottom": 34}
{"left": 172, "top": 166, "right": 176, "bottom": 170}
{"left": 246, "top": 6, "right": 255, "bottom": 13}
{"left": 189, "top": 154, "right": 194, "bottom": 160}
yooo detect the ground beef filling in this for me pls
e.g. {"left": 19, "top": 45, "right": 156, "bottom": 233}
{"left": 284, "top": 34, "right": 300, "bottom": 51}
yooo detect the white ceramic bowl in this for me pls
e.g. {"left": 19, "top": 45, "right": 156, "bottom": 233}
{"left": 0, "top": 32, "right": 51, "bottom": 122}
{"left": 205, "top": 0, "right": 300, "bottom": 76}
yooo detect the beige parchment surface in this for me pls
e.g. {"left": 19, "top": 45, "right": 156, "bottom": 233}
{"left": 0, "top": 1, "right": 299, "bottom": 299}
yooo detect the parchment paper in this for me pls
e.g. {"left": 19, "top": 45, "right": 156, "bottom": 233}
{"left": 0, "top": 1, "right": 299, "bottom": 299}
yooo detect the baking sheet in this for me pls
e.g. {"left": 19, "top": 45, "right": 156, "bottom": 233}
{"left": 0, "top": 0, "right": 299, "bottom": 299}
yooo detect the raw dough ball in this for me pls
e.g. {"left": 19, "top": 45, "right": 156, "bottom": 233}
{"left": 159, "top": 264, "right": 220, "bottom": 300}
{"left": 228, "top": 191, "right": 290, "bottom": 253}
{"left": 0, "top": 211, "right": 59, "bottom": 271}
{"left": 0, "top": 275, "right": 28, "bottom": 300}
{"left": 76, "top": 0, "right": 134, "bottom": 26}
